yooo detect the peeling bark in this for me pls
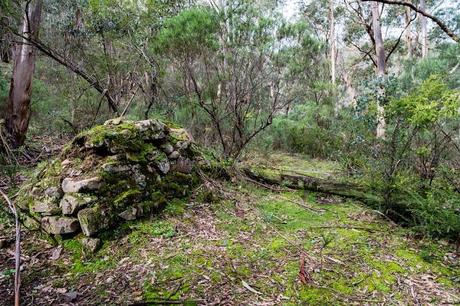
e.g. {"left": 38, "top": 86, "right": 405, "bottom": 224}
{"left": 5, "top": 0, "right": 43, "bottom": 147}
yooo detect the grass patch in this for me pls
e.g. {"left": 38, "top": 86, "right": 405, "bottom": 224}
{"left": 62, "top": 239, "right": 116, "bottom": 274}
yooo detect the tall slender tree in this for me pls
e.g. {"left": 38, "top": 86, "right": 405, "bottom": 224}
{"left": 5, "top": 0, "right": 43, "bottom": 147}
{"left": 419, "top": 0, "right": 428, "bottom": 57}
{"left": 371, "top": 1, "right": 386, "bottom": 138}
{"left": 404, "top": 6, "right": 414, "bottom": 58}
{"left": 329, "top": 0, "right": 336, "bottom": 85}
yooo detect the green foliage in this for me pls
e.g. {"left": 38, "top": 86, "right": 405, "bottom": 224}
{"left": 130, "top": 219, "right": 176, "bottom": 240}
{"left": 399, "top": 44, "right": 460, "bottom": 90}
{"left": 153, "top": 7, "right": 218, "bottom": 57}
{"left": 1, "top": 268, "right": 15, "bottom": 278}
{"left": 62, "top": 238, "right": 117, "bottom": 273}
{"left": 151, "top": 1, "right": 326, "bottom": 158}
{"left": 407, "top": 187, "right": 460, "bottom": 240}
{"left": 266, "top": 103, "right": 341, "bottom": 159}
{"left": 388, "top": 75, "right": 459, "bottom": 127}
{"left": 163, "top": 198, "right": 186, "bottom": 216}
{"left": 0, "top": 64, "right": 9, "bottom": 111}
{"left": 363, "top": 76, "right": 460, "bottom": 240}
{"left": 0, "top": 73, "right": 7, "bottom": 98}
{"left": 29, "top": 76, "right": 76, "bottom": 136}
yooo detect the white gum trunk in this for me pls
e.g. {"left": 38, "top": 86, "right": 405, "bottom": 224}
{"left": 371, "top": 2, "right": 386, "bottom": 138}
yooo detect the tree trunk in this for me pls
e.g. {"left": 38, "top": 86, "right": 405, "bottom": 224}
{"left": 405, "top": 6, "right": 413, "bottom": 58}
{"left": 371, "top": 2, "right": 386, "bottom": 138}
{"left": 329, "top": 0, "right": 336, "bottom": 85}
{"left": 419, "top": 0, "right": 428, "bottom": 58}
{"left": 372, "top": 3, "right": 386, "bottom": 75}
{"left": 342, "top": 69, "right": 357, "bottom": 108}
{"left": 243, "top": 167, "right": 382, "bottom": 206}
{"left": 5, "top": 0, "right": 43, "bottom": 148}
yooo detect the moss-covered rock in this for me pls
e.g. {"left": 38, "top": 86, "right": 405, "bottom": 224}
{"left": 18, "top": 118, "right": 205, "bottom": 241}
{"left": 41, "top": 216, "right": 80, "bottom": 235}
{"left": 77, "top": 205, "right": 107, "bottom": 237}
{"left": 31, "top": 198, "right": 61, "bottom": 215}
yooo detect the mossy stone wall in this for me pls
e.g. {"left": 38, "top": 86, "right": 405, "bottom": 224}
{"left": 18, "top": 119, "right": 204, "bottom": 240}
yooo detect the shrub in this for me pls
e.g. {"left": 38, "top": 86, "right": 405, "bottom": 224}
{"left": 266, "top": 103, "right": 342, "bottom": 159}
{"left": 407, "top": 186, "right": 460, "bottom": 240}
{"left": 368, "top": 76, "right": 460, "bottom": 240}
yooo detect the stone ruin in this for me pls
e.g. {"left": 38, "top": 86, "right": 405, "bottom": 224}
{"left": 17, "top": 118, "right": 208, "bottom": 249}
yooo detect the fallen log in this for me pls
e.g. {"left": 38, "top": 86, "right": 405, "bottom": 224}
{"left": 242, "top": 167, "right": 382, "bottom": 206}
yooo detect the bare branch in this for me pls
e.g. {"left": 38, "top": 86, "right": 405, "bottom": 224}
{"left": 385, "top": 11, "right": 417, "bottom": 62}
{"left": 0, "top": 189, "right": 21, "bottom": 306}
{"left": 349, "top": 40, "right": 377, "bottom": 67}
{"left": 361, "top": 0, "right": 460, "bottom": 42}
{"left": 8, "top": 28, "right": 119, "bottom": 114}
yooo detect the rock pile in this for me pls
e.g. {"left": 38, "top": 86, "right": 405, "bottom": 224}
{"left": 18, "top": 119, "right": 204, "bottom": 240}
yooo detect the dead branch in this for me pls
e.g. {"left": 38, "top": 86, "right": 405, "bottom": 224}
{"left": 308, "top": 225, "right": 382, "bottom": 232}
{"left": 242, "top": 175, "right": 293, "bottom": 193}
{"left": 120, "top": 84, "right": 141, "bottom": 117}
{"left": 8, "top": 29, "right": 119, "bottom": 114}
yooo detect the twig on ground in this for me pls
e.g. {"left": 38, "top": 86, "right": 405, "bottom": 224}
{"left": 371, "top": 209, "right": 397, "bottom": 226}
{"left": 0, "top": 188, "right": 21, "bottom": 306}
{"left": 241, "top": 175, "right": 293, "bottom": 192}
{"left": 308, "top": 225, "right": 381, "bottom": 232}
{"left": 285, "top": 198, "right": 325, "bottom": 214}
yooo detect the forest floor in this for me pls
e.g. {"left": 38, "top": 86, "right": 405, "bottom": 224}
{"left": 0, "top": 153, "right": 459, "bottom": 305}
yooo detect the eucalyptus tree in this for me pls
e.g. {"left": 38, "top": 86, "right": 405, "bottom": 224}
{"left": 301, "top": 0, "right": 341, "bottom": 85}
{"left": 302, "top": 0, "right": 379, "bottom": 112}
{"left": 329, "top": 0, "right": 337, "bottom": 85}
{"left": 4, "top": 0, "right": 43, "bottom": 147}
{"left": 370, "top": 1, "right": 386, "bottom": 137}
{"left": 340, "top": 1, "right": 415, "bottom": 136}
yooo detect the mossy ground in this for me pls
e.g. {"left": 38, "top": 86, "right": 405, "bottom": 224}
{"left": 1, "top": 153, "right": 459, "bottom": 305}
{"left": 242, "top": 151, "right": 342, "bottom": 179}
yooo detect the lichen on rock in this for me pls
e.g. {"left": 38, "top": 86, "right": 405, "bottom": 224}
{"left": 18, "top": 118, "right": 205, "bottom": 240}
